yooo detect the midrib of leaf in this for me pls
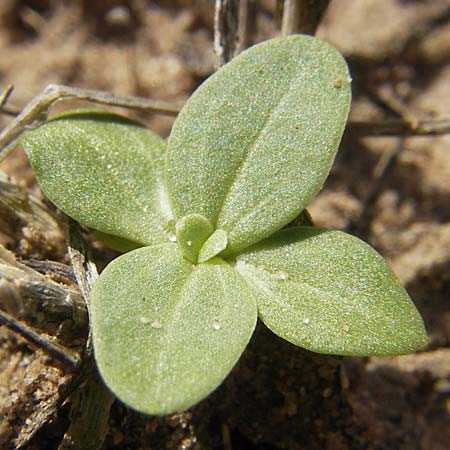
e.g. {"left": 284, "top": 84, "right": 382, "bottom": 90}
{"left": 153, "top": 259, "right": 242, "bottom": 406}
{"left": 152, "top": 266, "right": 195, "bottom": 401}
{"left": 215, "top": 74, "right": 299, "bottom": 227}
{"left": 240, "top": 265, "right": 368, "bottom": 319}
{"left": 223, "top": 191, "right": 288, "bottom": 245}
{"left": 85, "top": 132, "right": 170, "bottom": 236}
{"left": 157, "top": 177, "right": 173, "bottom": 223}
{"left": 242, "top": 266, "right": 390, "bottom": 351}
{"left": 245, "top": 265, "right": 390, "bottom": 344}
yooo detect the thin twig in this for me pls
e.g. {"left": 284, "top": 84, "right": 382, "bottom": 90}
{"left": 0, "top": 85, "right": 21, "bottom": 116}
{"left": 0, "top": 309, "right": 81, "bottom": 367}
{"left": 0, "top": 84, "right": 181, "bottom": 162}
{"left": 372, "top": 85, "right": 419, "bottom": 126}
{"left": 353, "top": 79, "right": 421, "bottom": 127}
{"left": 281, "top": 0, "right": 330, "bottom": 35}
{"left": 347, "top": 117, "right": 450, "bottom": 136}
{"left": 350, "top": 79, "right": 450, "bottom": 136}
{"left": 237, "top": 0, "right": 255, "bottom": 53}
{"left": 214, "top": 0, "right": 241, "bottom": 66}
{"left": 347, "top": 77, "right": 435, "bottom": 237}
{"left": 0, "top": 85, "right": 14, "bottom": 108}
{"left": 0, "top": 103, "right": 22, "bottom": 117}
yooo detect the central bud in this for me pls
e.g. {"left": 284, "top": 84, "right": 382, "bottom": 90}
{"left": 175, "top": 214, "right": 228, "bottom": 263}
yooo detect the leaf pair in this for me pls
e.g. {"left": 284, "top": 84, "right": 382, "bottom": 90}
{"left": 21, "top": 35, "right": 426, "bottom": 415}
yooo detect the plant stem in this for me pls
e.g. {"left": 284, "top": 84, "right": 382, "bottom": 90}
{"left": 214, "top": 0, "right": 241, "bottom": 66}
{"left": 57, "top": 218, "right": 115, "bottom": 450}
{"left": 0, "top": 84, "right": 180, "bottom": 162}
{"left": 0, "top": 84, "right": 20, "bottom": 116}
{"left": 57, "top": 360, "right": 115, "bottom": 450}
{"left": 281, "top": 0, "right": 330, "bottom": 35}
{"left": 348, "top": 118, "right": 450, "bottom": 136}
{"left": 237, "top": 0, "right": 256, "bottom": 53}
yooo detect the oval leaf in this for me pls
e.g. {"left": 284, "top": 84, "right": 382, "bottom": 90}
{"left": 91, "top": 245, "right": 257, "bottom": 415}
{"left": 175, "top": 213, "right": 214, "bottom": 262}
{"left": 166, "top": 35, "right": 351, "bottom": 255}
{"left": 21, "top": 110, "right": 172, "bottom": 246}
{"left": 198, "top": 229, "right": 228, "bottom": 263}
{"left": 236, "top": 227, "right": 427, "bottom": 356}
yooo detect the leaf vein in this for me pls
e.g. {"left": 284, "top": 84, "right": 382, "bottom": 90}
{"left": 216, "top": 77, "right": 298, "bottom": 226}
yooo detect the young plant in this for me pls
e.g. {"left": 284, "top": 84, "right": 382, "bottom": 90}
{"left": 20, "top": 35, "right": 426, "bottom": 415}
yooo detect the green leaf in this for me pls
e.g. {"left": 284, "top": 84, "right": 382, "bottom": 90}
{"left": 92, "top": 230, "right": 143, "bottom": 253}
{"left": 21, "top": 110, "right": 171, "bottom": 246}
{"left": 198, "top": 229, "right": 228, "bottom": 263}
{"left": 175, "top": 213, "right": 214, "bottom": 263}
{"left": 166, "top": 35, "right": 351, "bottom": 255}
{"left": 235, "top": 227, "right": 427, "bottom": 356}
{"left": 91, "top": 245, "right": 257, "bottom": 415}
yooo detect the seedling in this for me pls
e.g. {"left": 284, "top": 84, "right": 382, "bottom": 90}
{"left": 19, "top": 35, "right": 426, "bottom": 415}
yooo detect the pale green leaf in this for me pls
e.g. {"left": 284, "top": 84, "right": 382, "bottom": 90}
{"left": 235, "top": 227, "right": 427, "bottom": 356}
{"left": 175, "top": 213, "right": 213, "bottom": 262}
{"left": 92, "top": 230, "right": 142, "bottom": 253}
{"left": 91, "top": 245, "right": 257, "bottom": 415}
{"left": 166, "top": 35, "right": 351, "bottom": 255}
{"left": 21, "top": 110, "right": 172, "bottom": 246}
{"left": 198, "top": 229, "right": 228, "bottom": 263}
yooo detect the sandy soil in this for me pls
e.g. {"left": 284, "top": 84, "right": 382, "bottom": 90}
{"left": 0, "top": 1, "right": 449, "bottom": 449}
